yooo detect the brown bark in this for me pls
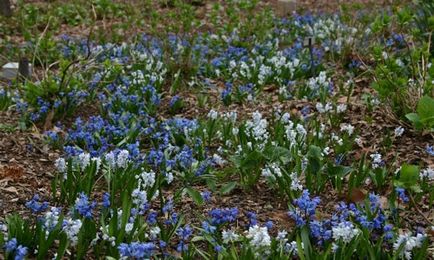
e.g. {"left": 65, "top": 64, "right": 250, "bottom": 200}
{"left": 0, "top": 0, "right": 12, "bottom": 17}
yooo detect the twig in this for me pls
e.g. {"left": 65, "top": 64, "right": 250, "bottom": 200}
{"left": 409, "top": 193, "right": 433, "bottom": 226}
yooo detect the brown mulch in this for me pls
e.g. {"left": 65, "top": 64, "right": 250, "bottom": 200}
{"left": 0, "top": 111, "right": 58, "bottom": 220}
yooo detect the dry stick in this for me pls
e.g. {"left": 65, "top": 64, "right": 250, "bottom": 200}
{"left": 58, "top": 26, "right": 94, "bottom": 93}
{"left": 409, "top": 193, "right": 434, "bottom": 226}
{"left": 32, "top": 16, "right": 52, "bottom": 82}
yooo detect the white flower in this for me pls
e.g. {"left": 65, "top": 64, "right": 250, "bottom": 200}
{"left": 276, "top": 230, "right": 288, "bottom": 242}
{"left": 355, "top": 136, "right": 363, "bottom": 146}
{"left": 281, "top": 112, "right": 291, "bottom": 123}
{"left": 284, "top": 241, "right": 298, "bottom": 255}
{"left": 262, "top": 163, "right": 282, "bottom": 179}
{"left": 396, "top": 59, "right": 404, "bottom": 67}
{"left": 125, "top": 223, "right": 134, "bottom": 234}
{"left": 323, "top": 147, "right": 332, "bottom": 155}
{"left": 150, "top": 226, "right": 161, "bottom": 240}
{"left": 224, "top": 111, "right": 237, "bottom": 123}
{"left": 42, "top": 207, "right": 61, "bottom": 235}
{"left": 316, "top": 102, "right": 333, "bottom": 113}
{"left": 131, "top": 189, "right": 147, "bottom": 210}
{"left": 337, "top": 104, "right": 347, "bottom": 113}
{"left": 232, "top": 127, "right": 239, "bottom": 136}
{"left": 370, "top": 153, "right": 383, "bottom": 169}
{"left": 55, "top": 158, "right": 67, "bottom": 173}
{"left": 137, "top": 170, "right": 156, "bottom": 189}
{"left": 246, "top": 225, "right": 271, "bottom": 248}
{"left": 165, "top": 172, "right": 174, "bottom": 184}
{"left": 394, "top": 126, "right": 404, "bottom": 137}
{"left": 78, "top": 152, "right": 91, "bottom": 169}
{"left": 420, "top": 167, "right": 434, "bottom": 181}
{"left": 212, "top": 154, "right": 226, "bottom": 167}
{"left": 207, "top": 110, "right": 218, "bottom": 120}
{"left": 261, "top": 167, "right": 273, "bottom": 178}
{"left": 332, "top": 222, "right": 360, "bottom": 243}
{"left": 332, "top": 243, "right": 339, "bottom": 252}
{"left": 393, "top": 232, "right": 426, "bottom": 260}
{"left": 116, "top": 150, "right": 130, "bottom": 168}
{"left": 222, "top": 229, "right": 240, "bottom": 244}
{"left": 340, "top": 124, "right": 355, "bottom": 135}
{"left": 91, "top": 157, "right": 102, "bottom": 172}
{"left": 105, "top": 151, "right": 116, "bottom": 168}
{"left": 63, "top": 218, "right": 82, "bottom": 246}
{"left": 290, "top": 172, "right": 303, "bottom": 191}
{"left": 245, "top": 111, "right": 269, "bottom": 150}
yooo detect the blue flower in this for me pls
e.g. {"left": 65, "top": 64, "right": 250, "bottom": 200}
{"left": 118, "top": 242, "right": 155, "bottom": 258}
{"left": 5, "top": 238, "right": 18, "bottom": 253}
{"left": 169, "top": 95, "right": 181, "bottom": 107}
{"left": 246, "top": 211, "right": 258, "bottom": 227}
{"left": 201, "top": 221, "right": 216, "bottom": 234}
{"left": 395, "top": 187, "right": 409, "bottom": 203}
{"left": 14, "top": 245, "right": 28, "bottom": 260}
{"left": 175, "top": 146, "right": 195, "bottom": 169}
{"left": 288, "top": 190, "right": 320, "bottom": 227}
{"left": 265, "top": 220, "right": 273, "bottom": 230}
{"left": 215, "top": 245, "right": 223, "bottom": 252}
{"left": 25, "top": 194, "right": 48, "bottom": 213}
{"left": 201, "top": 190, "right": 212, "bottom": 202}
{"left": 147, "top": 211, "right": 158, "bottom": 225}
{"left": 384, "top": 224, "right": 394, "bottom": 241}
{"left": 102, "top": 192, "right": 110, "bottom": 208}
{"left": 309, "top": 220, "right": 332, "bottom": 245}
{"left": 208, "top": 208, "right": 238, "bottom": 226}
{"left": 426, "top": 145, "right": 434, "bottom": 156}
{"left": 177, "top": 225, "right": 193, "bottom": 241}
{"left": 74, "top": 192, "right": 96, "bottom": 219}
{"left": 4, "top": 238, "right": 28, "bottom": 260}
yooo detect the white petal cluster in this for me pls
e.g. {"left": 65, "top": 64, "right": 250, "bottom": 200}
{"left": 420, "top": 167, "right": 434, "bottom": 181}
{"left": 105, "top": 150, "right": 130, "bottom": 169}
{"left": 245, "top": 111, "right": 269, "bottom": 150}
{"left": 207, "top": 109, "right": 219, "bottom": 120}
{"left": 340, "top": 123, "right": 354, "bottom": 136}
{"left": 116, "top": 150, "right": 130, "bottom": 168}
{"left": 370, "top": 153, "right": 383, "bottom": 169}
{"left": 262, "top": 163, "right": 282, "bottom": 179}
{"left": 394, "top": 126, "right": 404, "bottom": 137}
{"left": 316, "top": 102, "right": 333, "bottom": 113}
{"left": 131, "top": 189, "right": 148, "bottom": 210}
{"left": 62, "top": 218, "right": 82, "bottom": 246}
{"left": 290, "top": 172, "right": 303, "bottom": 191}
{"left": 332, "top": 222, "right": 360, "bottom": 243}
{"left": 78, "top": 152, "right": 91, "bottom": 169}
{"left": 136, "top": 170, "right": 156, "bottom": 189}
{"left": 393, "top": 232, "right": 426, "bottom": 260}
{"left": 246, "top": 225, "right": 271, "bottom": 248}
{"left": 222, "top": 229, "right": 240, "bottom": 244}
{"left": 55, "top": 158, "right": 67, "bottom": 173}
{"left": 308, "top": 72, "right": 331, "bottom": 93}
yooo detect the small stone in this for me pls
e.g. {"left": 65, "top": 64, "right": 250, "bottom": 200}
{"left": 0, "top": 61, "right": 32, "bottom": 80}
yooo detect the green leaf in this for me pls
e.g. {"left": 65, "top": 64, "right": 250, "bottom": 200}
{"left": 263, "top": 146, "right": 292, "bottom": 164}
{"left": 398, "top": 164, "right": 419, "bottom": 187}
{"left": 186, "top": 187, "right": 204, "bottom": 205}
{"left": 417, "top": 96, "right": 434, "bottom": 122}
{"left": 405, "top": 113, "right": 420, "bottom": 123}
{"left": 220, "top": 181, "right": 237, "bottom": 194}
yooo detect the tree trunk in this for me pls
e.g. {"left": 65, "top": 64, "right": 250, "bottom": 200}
{"left": 0, "top": 0, "right": 12, "bottom": 17}
{"left": 18, "top": 57, "right": 31, "bottom": 80}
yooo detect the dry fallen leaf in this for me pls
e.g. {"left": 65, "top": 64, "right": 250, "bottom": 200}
{"left": 2, "top": 186, "right": 18, "bottom": 194}
{"left": 348, "top": 188, "right": 367, "bottom": 203}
